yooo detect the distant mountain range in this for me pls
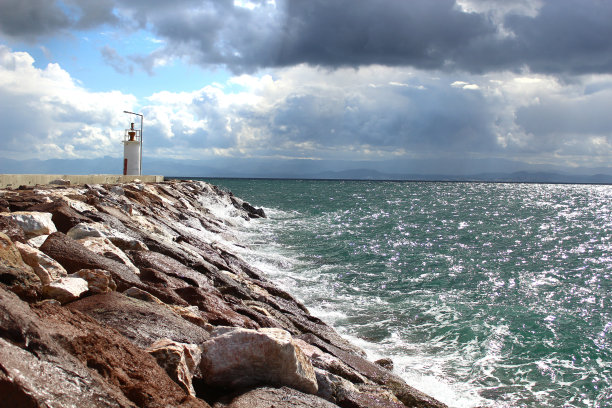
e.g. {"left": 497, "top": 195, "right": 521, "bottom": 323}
{"left": 309, "top": 169, "right": 612, "bottom": 184}
{"left": 1, "top": 157, "right": 611, "bottom": 184}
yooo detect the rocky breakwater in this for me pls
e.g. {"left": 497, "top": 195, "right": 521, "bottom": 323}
{"left": 0, "top": 179, "right": 448, "bottom": 408}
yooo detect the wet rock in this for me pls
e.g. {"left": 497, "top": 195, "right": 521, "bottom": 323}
{"left": 68, "top": 291, "right": 211, "bottom": 349}
{"left": 42, "top": 276, "right": 89, "bottom": 304}
{"left": 70, "top": 268, "right": 117, "bottom": 293}
{"left": 3, "top": 211, "right": 57, "bottom": 238}
{"left": 265, "top": 295, "right": 365, "bottom": 358}
{"left": 294, "top": 338, "right": 367, "bottom": 384}
{"left": 229, "top": 195, "right": 266, "bottom": 219}
{"left": 375, "top": 358, "right": 394, "bottom": 371}
{"left": 218, "top": 386, "right": 336, "bottom": 408}
{"left": 15, "top": 241, "right": 67, "bottom": 285}
{"left": 298, "top": 334, "right": 448, "bottom": 408}
{"left": 147, "top": 338, "right": 202, "bottom": 396}
{"left": 314, "top": 368, "right": 360, "bottom": 404}
{"left": 40, "top": 232, "right": 142, "bottom": 291}
{"left": 200, "top": 327, "right": 318, "bottom": 394}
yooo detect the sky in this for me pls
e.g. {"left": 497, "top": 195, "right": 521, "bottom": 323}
{"left": 0, "top": 0, "right": 611, "bottom": 177}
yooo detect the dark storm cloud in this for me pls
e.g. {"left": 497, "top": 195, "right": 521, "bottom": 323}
{"left": 0, "top": 0, "right": 70, "bottom": 40}
{"left": 119, "top": 0, "right": 612, "bottom": 76}
{"left": 1, "top": 0, "right": 612, "bottom": 75}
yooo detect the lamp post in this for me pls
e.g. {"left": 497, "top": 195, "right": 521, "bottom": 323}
{"left": 123, "top": 111, "right": 143, "bottom": 175}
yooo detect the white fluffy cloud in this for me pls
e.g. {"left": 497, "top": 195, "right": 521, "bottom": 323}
{"left": 0, "top": 45, "right": 136, "bottom": 159}
{"left": 1, "top": 45, "right": 611, "bottom": 171}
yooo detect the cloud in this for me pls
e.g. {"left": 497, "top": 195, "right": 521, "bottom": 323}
{"left": 2, "top": 0, "right": 611, "bottom": 76}
{"left": 0, "top": 45, "right": 136, "bottom": 160}
{"left": 1, "top": 46, "right": 611, "bottom": 172}
{"left": 101, "top": 45, "right": 134, "bottom": 74}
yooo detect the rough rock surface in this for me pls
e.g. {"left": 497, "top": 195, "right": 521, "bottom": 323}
{"left": 15, "top": 240, "right": 67, "bottom": 284}
{"left": 147, "top": 338, "right": 202, "bottom": 396}
{"left": 200, "top": 327, "right": 318, "bottom": 394}
{"left": 0, "top": 231, "right": 40, "bottom": 300}
{"left": 70, "top": 268, "right": 117, "bottom": 293}
{"left": 2, "top": 211, "right": 57, "bottom": 238}
{"left": 42, "top": 276, "right": 89, "bottom": 303}
{"left": 217, "top": 386, "right": 338, "bottom": 408}
{"left": 69, "top": 291, "right": 211, "bottom": 349}
{"left": 0, "top": 180, "right": 448, "bottom": 408}
{"left": 40, "top": 232, "right": 142, "bottom": 290}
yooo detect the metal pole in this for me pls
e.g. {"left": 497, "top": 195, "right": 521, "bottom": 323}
{"left": 139, "top": 114, "right": 143, "bottom": 176}
{"left": 123, "top": 110, "right": 143, "bottom": 176}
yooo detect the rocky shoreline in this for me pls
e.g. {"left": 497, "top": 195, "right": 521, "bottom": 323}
{"left": 0, "top": 179, "right": 448, "bottom": 408}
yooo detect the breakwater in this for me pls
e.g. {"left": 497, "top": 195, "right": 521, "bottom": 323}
{"left": 0, "top": 179, "right": 446, "bottom": 408}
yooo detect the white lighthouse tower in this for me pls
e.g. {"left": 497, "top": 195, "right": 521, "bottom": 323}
{"left": 122, "top": 111, "right": 143, "bottom": 175}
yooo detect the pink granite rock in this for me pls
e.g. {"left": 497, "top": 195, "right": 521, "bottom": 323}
{"left": 200, "top": 327, "right": 318, "bottom": 394}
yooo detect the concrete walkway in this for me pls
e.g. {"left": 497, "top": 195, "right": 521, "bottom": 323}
{"left": 0, "top": 174, "right": 164, "bottom": 189}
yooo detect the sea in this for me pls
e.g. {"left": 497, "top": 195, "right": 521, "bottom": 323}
{"left": 197, "top": 178, "right": 612, "bottom": 408}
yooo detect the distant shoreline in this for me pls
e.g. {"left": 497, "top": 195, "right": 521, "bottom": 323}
{"left": 168, "top": 175, "right": 612, "bottom": 186}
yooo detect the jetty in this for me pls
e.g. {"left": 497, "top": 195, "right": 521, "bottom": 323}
{"left": 0, "top": 178, "right": 447, "bottom": 407}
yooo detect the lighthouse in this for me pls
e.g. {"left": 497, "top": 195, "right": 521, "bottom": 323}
{"left": 122, "top": 111, "right": 143, "bottom": 175}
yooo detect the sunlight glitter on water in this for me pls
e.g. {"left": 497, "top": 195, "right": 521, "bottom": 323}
{"left": 204, "top": 179, "right": 612, "bottom": 408}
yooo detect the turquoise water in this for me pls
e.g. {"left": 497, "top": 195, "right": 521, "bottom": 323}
{"left": 201, "top": 179, "right": 612, "bottom": 407}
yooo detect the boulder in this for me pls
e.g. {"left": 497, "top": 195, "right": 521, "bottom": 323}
{"left": 40, "top": 232, "right": 142, "bottom": 291}
{"left": 77, "top": 236, "right": 140, "bottom": 275}
{"left": 0, "top": 232, "right": 40, "bottom": 293}
{"left": 3, "top": 211, "right": 56, "bottom": 238}
{"left": 42, "top": 276, "right": 89, "bottom": 304}
{"left": 68, "top": 292, "right": 211, "bottom": 349}
{"left": 0, "top": 285, "right": 209, "bottom": 407}
{"left": 314, "top": 368, "right": 360, "bottom": 404}
{"left": 200, "top": 327, "right": 318, "bottom": 394}
{"left": 219, "top": 387, "right": 336, "bottom": 408}
{"left": 174, "top": 286, "right": 258, "bottom": 328}
{"left": 0, "top": 215, "right": 26, "bottom": 243}
{"left": 67, "top": 222, "right": 106, "bottom": 239}
{"left": 375, "top": 358, "right": 394, "bottom": 371}
{"left": 68, "top": 221, "right": 149, "bottom": 251}
{"left": 128, "top": 249, "right": 216, "bottom": 290}
{"left": 28, "top": 200, "right": 93, "bottom": 234}
{"left": 70, "top": 268, "right": 116, "bottom": 294}
{"left": 110, "top": 186, "right": 125, "bottom": 195}
{"left": 27, "top": 234, "right": 48, "bottom": 248}
{"left": 33, "top": 295, "right": 210, "bottom": 407}
{"left": 15, "top": 241, "right": 67, "bottom": 285}
{"left": 49, "top": 178, "right": 70, "bottom": 186}
{"left": 147, "top": 338, "right": 202, "bottom": 396}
